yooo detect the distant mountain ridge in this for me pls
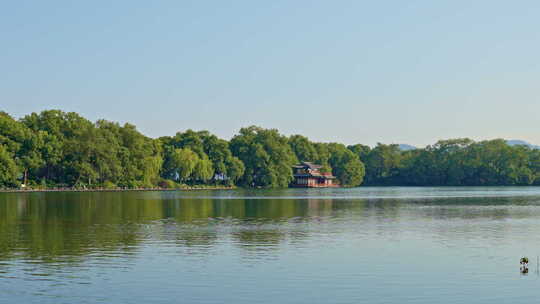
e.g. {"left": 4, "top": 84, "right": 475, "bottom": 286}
{"left": 398, "top": 144, "right": 417, "bottom": 151}
{"left": 506, "top": 140, "right": 540, "bottom": 149}
{"left": 396, "top": 140, "right": 540, "bottom": 151}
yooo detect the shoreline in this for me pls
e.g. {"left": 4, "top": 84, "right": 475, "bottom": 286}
{"left": 0, "top": 186, "right": 236, "bottom": 193}
{"left": 2, "top": 185, "right": 540, "bottom": 194}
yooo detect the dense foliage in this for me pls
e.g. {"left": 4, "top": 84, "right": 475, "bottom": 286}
{"left": 230, "top": 126, "right": 296, "bottom": 188}
{"left": 0, "top": 110, "right": 539, "bottom": 188}
{"left": 350, "top": 139, "right": 540, "bottom": 186}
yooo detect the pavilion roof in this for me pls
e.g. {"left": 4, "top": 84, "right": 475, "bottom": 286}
{"left": 292, "top": 161, "right": 323, "bottom": 169}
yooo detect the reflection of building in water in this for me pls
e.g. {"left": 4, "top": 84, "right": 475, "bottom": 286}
{"left": 306, "top": 199, "right": 334, "bottom": 217}
{"left": 291, "top": 162, "right": 337, "bottom": 188}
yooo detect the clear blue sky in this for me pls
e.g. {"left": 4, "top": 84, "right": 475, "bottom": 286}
{"left": 2, "top": 0, "right": 539, "bottom": 147}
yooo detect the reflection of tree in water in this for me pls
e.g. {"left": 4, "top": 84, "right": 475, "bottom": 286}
{"left": 0, "top": 192, "right": 163, "bottom": 263}
{"left": 167, "top": 197, "right": 345, "bottom": 222}
{"left": 164, "top": 197, "right": 338, "bottom": 255}
{"left": 172, "top": 229, "right": 218, "bottom": 248}
{"left": 4, "top": 191, "right": 540, "bottom": 271}
{"left": 411, "top": 197, "right": 536, "bottom": 244}
{"left": 232, "top": 228, "right": 286, "bottom": 252}
{"left": 243, "top": 199, "right": 308, "bottom": 220}
{"left": 0, "top": 192, "right": 401, "bottom": 268}
{"left": 420, "top": 205, "right": 511, "bottom": 221}
{"left": 367, "top": 198, "right": 402, "bottom": 219}
{"left": 413, "top": 196, "right": 540, "bottom": 221}
{"left": 389, "top": 196, "right": 540, "bottom": 247}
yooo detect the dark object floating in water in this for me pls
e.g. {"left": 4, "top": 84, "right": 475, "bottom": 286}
{"left": 520, "top": 257, "right": 529, "bottom": 275}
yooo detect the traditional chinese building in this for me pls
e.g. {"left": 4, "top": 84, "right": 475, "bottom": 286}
{"left": 291, "top": 162, "right": 337, "bottom": 188}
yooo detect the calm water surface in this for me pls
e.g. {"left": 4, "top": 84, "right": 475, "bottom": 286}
{"left": 2, "top": 187, "right": 540, "bottom": 303}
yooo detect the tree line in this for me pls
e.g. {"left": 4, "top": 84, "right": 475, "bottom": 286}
{"left": 0, "top": 110, "right": 539, "bottom": 189}
{"left": 352, "top": 138, "right": 540, "bottom": 186}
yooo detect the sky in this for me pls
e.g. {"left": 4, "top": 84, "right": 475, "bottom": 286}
{"left": 1, "top": 0, "right": 539, "bottom": 147}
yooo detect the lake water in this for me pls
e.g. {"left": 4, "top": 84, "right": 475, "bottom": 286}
{"left": 2, "top": 187, "right": 540, "bottom": 303}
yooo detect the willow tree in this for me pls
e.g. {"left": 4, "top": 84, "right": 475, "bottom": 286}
{"left": 163, "top": 148, "right": 200, "bottom": 182}
{"left": 0, "top": 145, "right": 19, "bottom": 187}
{"left": 193, "top": 157, "right": 215, "bottom": 183}
{"left": 161, "top": 130, "right": 242, "bottom": 185}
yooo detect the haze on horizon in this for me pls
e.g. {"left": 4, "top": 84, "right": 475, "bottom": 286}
{"left": 1, "top": 1, "right": 539, "bottom": 147}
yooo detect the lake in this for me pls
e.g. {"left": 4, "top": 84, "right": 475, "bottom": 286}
{"left": 2, "top": 187, "right": 540, "bottom": 303}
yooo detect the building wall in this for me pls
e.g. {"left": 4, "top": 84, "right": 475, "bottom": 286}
{"left": 292, "top": 176, "right": 335, "bottom": 187}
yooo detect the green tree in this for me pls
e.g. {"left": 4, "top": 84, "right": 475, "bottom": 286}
{"left": 288, "top": 135, "right": 317, "bottom": 162}
{"left": 462, "top": 139, "right": 533, "bottom": 185}
{"left": 399, "top": 138, "right": 473, "bottom": 186}
{"left": 225, "top": 156, "right": 245, "bottom": 186}
{"left": 363, "top": 143, "right": 403, "bottom": 185}
{"left": 347, "top": 144, "right": 371, "bottom": 162}
{"left": 22, "top": 110, "right": 96, "bottom": 185}
{"left": 161, "top": 130, "right": 244, "bottom": 185}
{"left": 163, "top": 148, "right": 200, "bottom": 182}
{"left": 3, "top": 109, "right": 540, "bottom": 189}
{"left": 115, "top": 123, "right": 162, "bottom": 187}
{"left": 327, "top": 143, "right": 365, "bottom": 186}
{"left": 193, "top": 156, "right": 215, "bottom": 182}
{"left": 0, "top": 145, "right": 19, "bottom": 187}
{"left": 230, "top": 126, "right": 296, "bottom": 188}
{"left": 0, "top": 112, "right": 44, "bottom": 185}
{"left": 21, "top": 110, "right": 162, "bottom": 188}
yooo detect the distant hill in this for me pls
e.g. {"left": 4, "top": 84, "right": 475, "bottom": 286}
{"left": 506, "top": 140, "right": 540, "bottom": 149}
{"left": 398, "top": 144, "right": 417, "bottom": 151}
{"left": 395, "top": 141, "right": 539, "bottom": 151}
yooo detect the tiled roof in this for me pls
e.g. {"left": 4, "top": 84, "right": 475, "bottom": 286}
{"left": 293, "top": 161, "right": 323, "bottom": 169}
{"left": 292, "top": 161, "right": 335, "bottom": 178}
